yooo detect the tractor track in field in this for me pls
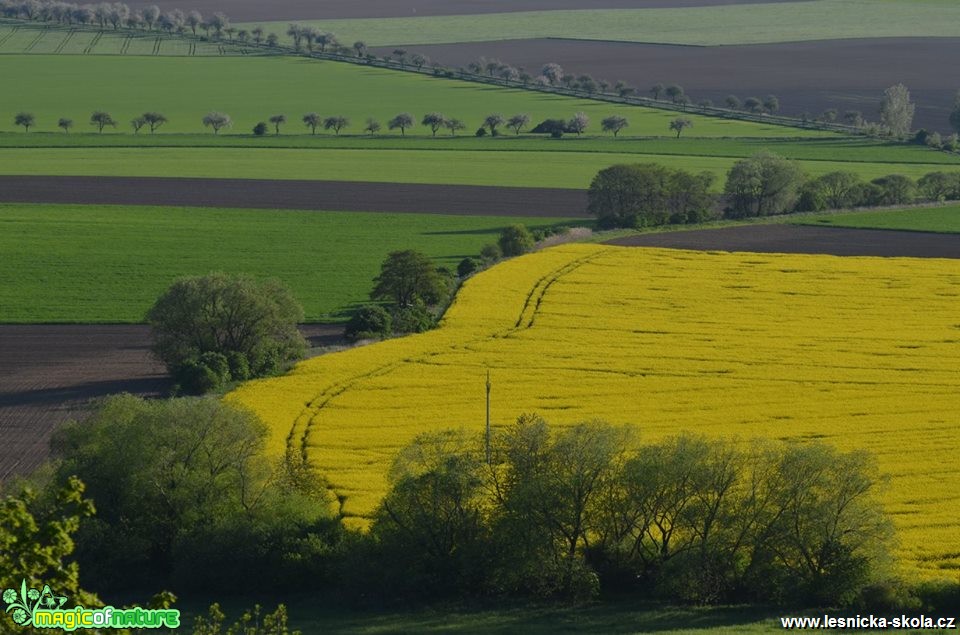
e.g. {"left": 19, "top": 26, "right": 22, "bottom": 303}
{"left": 0, "top": 175, "right": 591, "bottom": 218}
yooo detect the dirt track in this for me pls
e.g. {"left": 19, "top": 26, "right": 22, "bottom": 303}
{"left": 126, "top": 0, "right": 802, "bottom": 21}
{"left": 606, "top": 224, "right": 960, "bottom": 258}
{"left": 0, "top": 324, "right": 342, "bottom": 480}
{"left": 381, "top": 37, "right": 960, "bottom": 133}
{"left": 0, "top": 176, "right": 589, "bottom": 218}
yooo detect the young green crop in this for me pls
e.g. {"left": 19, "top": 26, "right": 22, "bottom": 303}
{"left": 0, "top": 203, "right": 570, "bottom": 323}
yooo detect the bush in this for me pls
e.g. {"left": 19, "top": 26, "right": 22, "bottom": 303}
{"left": 457, "top": 257, "right": 478, "bottom": 277}
{"left": 479, "top": 243, "right": 502, "bottom": 264}
{"left": 393, "top": 301, "right": 435, "bottom": 334}
{"left": 869, "top": 174, "right": 916, "bottom": 206}
{"left": 475, "top": 126, "right": 487, "bottom": 137}
{"left": 724, "top": 152, "right": 805, "bottom": 218}
{"left": 345, "top": 305, "right": 392, "bottom": 341}
{"left": 498, "top": 224, "right": 535, "bottom": 256}
{"left": 253, "top": 121, "right": 268, "bottom": 136}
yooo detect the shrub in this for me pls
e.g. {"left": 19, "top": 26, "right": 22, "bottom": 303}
{"left": 479, "top": 243, "right": 502, "bottom": 263}
{"left": 252, "top": 121, "right": 268, "bottom": 136}
{"left": 393, "top": 301, "right": 435, "bottom": 334}
{"left": 345, "top": 305, "right": 392, "bottom": 341}
{"left": 498, "top": 224, "right": 535, "bottom": 256}
{"left": 457, "top": 257, "right": 478, "bottom": 277}
{"left": 474, "top": 126, "right": 487, "bottom": 137}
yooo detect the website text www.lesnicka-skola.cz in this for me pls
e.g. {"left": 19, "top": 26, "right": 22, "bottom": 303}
{"left": 780, "top": 614, "right": 957, "bottom": 630}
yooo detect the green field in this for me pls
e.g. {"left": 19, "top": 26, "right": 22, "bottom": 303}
{"left": 800, "top": 205, "right": 960, "bottom": 233}
{"left": 240, "top": 0, "right": 960, "bottom": 47}
{"left": 0, "top": 21, "right": 252, "bottom": 56}
{"left": 0, "top": 55, "right": 827, "bottom": 137}
{"left": 0, "top": 146, "right": 952, "bottom": 190}
{"left": 0, "top": 204, "right": 570, "bottom": 323}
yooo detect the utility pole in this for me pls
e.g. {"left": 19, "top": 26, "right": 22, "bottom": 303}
{"left": 485, "top": 370, "right": 491, "bottom": 464}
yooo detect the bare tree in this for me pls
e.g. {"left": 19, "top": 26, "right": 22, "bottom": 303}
{"left": 665, "top": 84, "right": 685, "bottom": 104}
{"left": 879, "top": 83, "right": 915, "bottom": 137}
{"left": 540, "top": 62, "right": 563, "bottom": 85}
{"left": 251, "top": 26, "right": 264, "bottom": 43}
{"left": 142, "top": 4, "right": 159, "bottom": 29}
{"left": 265, "top": 33, "right": 278, "bottom": 47}
{"left": 14, "top": 112, "right": 34, "bottom": 132}
{"left": 142, "top": 112, "right": 167, "bottom": 133}
{"left": 269, "top": 114, "right": 286, "bottom": 135}
{"left": 202, "top": 111, "right": 231, "bottom": 134}
{"left": 388, "top": 112, "right": 414, "bottom": 136}
{"left": 601, "top": 115, "right": 629, "bottom": 137}
{"left": 392, "top": 48, "right": 407, "bottom": 66}
{"left": 58, "top": 117, "right": 73, "bottom": 133}
{"left": 762, "top": 94, "right": 780, "bottom": 114}
{"left": 483, "top": 113, "right": 505, "bottom": 135}
{"left": 725, "top": 95, "right": 741, "bottom": 110}
{"left": 444, "top": 118, "right": 466, "bottom": 136}
{"left": 90, "top": 110, "right": 116, "bottom": 133}
{"left": 364, "top": 118, "right": 381, "bottom": 135}
{"left": 131, "top": 116, "right": 146, "bottom": 134}
{"left": 316, "top": 31, "right": 336, "bottom": 52}
{"left": 744, "top": 97, "right": 763, "bottom": 113}
{"left": 506, "top": 113, "right": 530, "bottom": 135}
{"left": 421, "top": 112, "right": 446, "bottom": 137}
{"left": 353, "top": 40, "right": 366, "bottom": 57}
{"left": 650, "top": 83, "right": 665, "bottom": 100}
{"left": 323, "top": 116, "right": 349, "bottom": 135}
{"left": 185, "top": 10, "right": 201, "bottom": 35}
{"left": 411, "top": 53, "right": 427, "bottom": 69}
{"left": 669, "top": 117, "right": 693, "bottom": 138}
{"left": 615, "top": 81, "right": 635, "bottom": 98}
{"left": 568, "top": 112, "right": 589, "bottom": 136}
{"left": 302, "top": 112, "right": 321, "bottom": 135}
{"left": 286, "top": 23, "right": 302, "bottom": 49}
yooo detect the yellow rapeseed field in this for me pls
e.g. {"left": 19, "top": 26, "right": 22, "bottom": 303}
{"left": 228, "top": 244, "right": 960, "bottom": 579}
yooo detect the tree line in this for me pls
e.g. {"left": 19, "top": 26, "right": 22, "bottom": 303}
{"left": 9, "top": 396, "right": 955, "bottom": 615}
{"left": 11, "top": 109, "right": 700, "bottom": 139}
{"left": 588, "top": 156, "right": 960, "bottom": 228}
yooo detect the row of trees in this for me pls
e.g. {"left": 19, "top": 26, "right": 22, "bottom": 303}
{"left": 588, "top": 156, "right": 960, "bottom": 227}
{"left": 0, "top": 0, "right": 231, "bottom": 37}
{"left": 11, "top": 110, "right": 692, "bottom": 138}
{"left": 12, "top": 398, "right": 901, "bottom": 609}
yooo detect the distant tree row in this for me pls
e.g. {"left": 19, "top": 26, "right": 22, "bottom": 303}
{"left": 0, "top": 0, "right": 233, "bottom": 37}
{"left": 588, "top": 156, "right": 960, "bottom": 227}
{"left": 11, "top": 111, "right": 700, "bottom": 139}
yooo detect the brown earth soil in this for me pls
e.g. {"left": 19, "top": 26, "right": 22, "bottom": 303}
{"left": 125, "top": 0, "right": 803, "bottom": 21}
{"left": 0, "top": 324, "right": 342, "bottom": 480}
{"left": 606, "top": 224, "right": 960, "bottom": 258}
{"left": 376, "top": 37, "right": 960, "bottom": 133}
{"left": 0, "top": 176, "right": 589, "bottom": 218}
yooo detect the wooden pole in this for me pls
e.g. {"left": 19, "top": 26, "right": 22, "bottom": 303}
{"left": 485, "top": 370, "right": 491, "bottom": 464}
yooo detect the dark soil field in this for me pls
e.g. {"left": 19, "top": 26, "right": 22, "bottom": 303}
{"left": 380, "top": 37, "right": 960, "bottom": 133}
{"left": 0, "top": 176, "right": 589, "bottom": 218}
{"left": 607, "top": 224, "right": 960, "bottom": 258}
{"left": 0, "top": 324, "right": 342, "bottom": 480}
{"left": 125, "top": 0, "right": 802, "bottom": 21}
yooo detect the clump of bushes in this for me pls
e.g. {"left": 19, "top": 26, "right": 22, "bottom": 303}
{"left": 147, "top": 273, "right": 306, "bottom": 394}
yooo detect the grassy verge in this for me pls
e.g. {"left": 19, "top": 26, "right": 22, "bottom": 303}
{"left": 797, "top": 204, "right": 960, "bottom": 233}
{"left": 0, "top": 203, "right": 571, "bottom": 323}
{"left": 0, "top": 146, "right": 951, "bottom": 189}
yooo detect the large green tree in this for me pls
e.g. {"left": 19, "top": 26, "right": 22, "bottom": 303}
{"left": 879, "top": 83, "right": 915, "bottom": 137}
{"left": 724, "top": 152, "right": 805, "bottom": 217}
{"left": 146, "top": 273, "right": 305, "bottom": 392}
{"left": 588, "top": 163, "right": 714, "bottom": 228}
{"left": 370, "top": 250, "right": 447, "bottom": 308}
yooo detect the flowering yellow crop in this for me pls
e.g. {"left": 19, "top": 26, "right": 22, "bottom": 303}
{"left": 228, "top": 244, "right": 960, "bottom": 579}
